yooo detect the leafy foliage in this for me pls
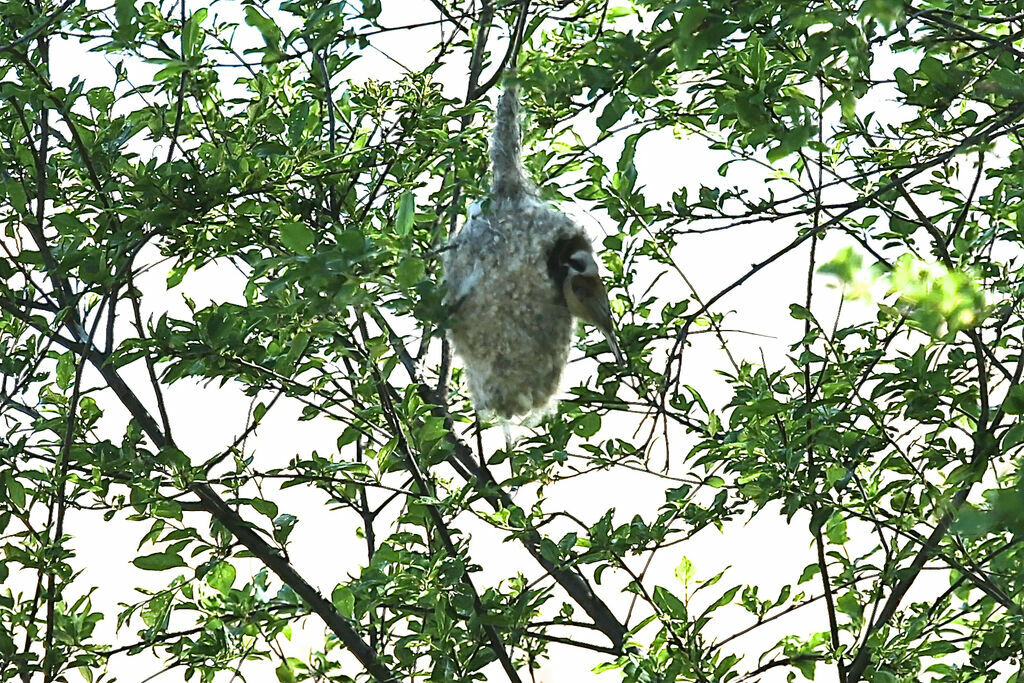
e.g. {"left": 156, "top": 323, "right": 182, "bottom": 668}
{"left": 3, "top": 0, "right": 1024, "bottom": 681}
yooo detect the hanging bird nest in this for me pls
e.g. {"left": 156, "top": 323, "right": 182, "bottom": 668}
{"left": 444, "top": 85, "right": 611, "bottom": 419}
{"left": 445, "top": 196, "right": 588, "bottom": 418}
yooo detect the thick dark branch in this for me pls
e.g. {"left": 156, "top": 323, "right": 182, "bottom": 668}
{"left": 360, "top": 320, "right": 523, "bottom": 682}
{"left": 184, "top": 482, "right": 396, "bottom": 681}
{"left": 845, "top": 475, "right": 979, "bottom": 682}
{"left": 72, "top": 352, "right": 396, "bottom": 681}
{"left": 844, "top": 137, "right": 1017, "bottom": 679}
{"left": 468, "top": 0, "right": 531, "bottom": 101}
{"left": 443, "top": 409, "right": 628, "bottom": 649}
{"left": 385, "top": 324, "right": 628, "bottom": 650}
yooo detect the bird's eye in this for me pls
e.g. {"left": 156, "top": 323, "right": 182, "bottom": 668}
{"left": 567, "top": 255, "right": 588, "bottom": 272}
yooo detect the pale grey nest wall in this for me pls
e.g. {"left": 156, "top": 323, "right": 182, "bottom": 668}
{"left": 444, "top": 195, "right": 588, "bottom": 418}
{"left": 444, "top": 85, "right": 595, "bottom": 418}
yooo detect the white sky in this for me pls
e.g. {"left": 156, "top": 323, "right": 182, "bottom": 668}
{"left": 4, "top": 1, "right": 1000, "bottom": 682}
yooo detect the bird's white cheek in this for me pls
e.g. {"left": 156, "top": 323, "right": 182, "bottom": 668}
{"left": 564, "top": 291, "right": 591, "bottom": 323}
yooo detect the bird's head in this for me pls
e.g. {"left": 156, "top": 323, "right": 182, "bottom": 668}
{"left": 546, "top": 233, "right": 625, "bottom": 365}
{"left": 565, "top": 249, "right": 598, "bottom": 278}
{"left": 547, "top": 234, "right": 595, "bottom": 289}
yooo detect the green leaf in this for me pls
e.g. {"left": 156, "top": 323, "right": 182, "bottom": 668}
{"left": 1004, "top": 386, "right": 1024, "bottom": 416}
{"left": 337, "top": 229, "right": 365, "bottom": 255}
{"left": 4, "top": 472, "right": 26, "bottom": 509}
{"left": 859, "top": 0, "right": 904, "bottom": 27}
{"left": 766, "top": 143, "right": 790, "bottom": 163}
{"left": 789, "top": 303, "right": 813, "bottom": 320}
{"left": 396, "top": 257, "right": 425, "bottom": 287}
{"left": 950, "top": 504, "right": 990, "bottom": 538}
{"left": 206, "top": 561, "right": 236, "bottom": 594}
{"left": 889, "top": 215, "right": 918, "bottom": 236}
{"left": 50, "top": 213, "right": 89, "bottom": 232}
{"left": 1003, "top": 422, "right": 1024, "bottom": 450}
{"left": 395, "top": 191, "right": 415, "bottom": 236}
{"left": 79, "top": 251, "right": 108, "bottom": 284}
{"left": 275, "top": 661, "right": 297, "bottom": 683}
{"left": 114, "top": 0, "right": 140, "bottom": 43}
{"left": 825, "top": 465, "right": 847, "bottom": 487}
{"left": 836, "top": 591, "right": 863, "bottom": 620}
{"left": 653, "top": 585, "right": 688, "bottom": 620}
{"left": 674, "top": 556, "right": 695, "bottom": 586}
{"left": 825, "top": 512, "right": 848, "bottom": 545}
{"left": 574, "top": 412, "right": 601, "bottom": 438}
{"left": 280, "top": 222, "right": 315, "bottom": 254}
{"left": 253, "top": 141, "right": 289, "bottom": 157}
{"left": 597, "top": 93, "right": 629, "bottom": 131}
{"left": 250, "top": 498, "right": 278, "bottom": 518}
{"left": 86, "top": 88, "right": 115, "bottom": 111}
{"left": 708, "top": 411, "right": 724, "bottom": 438}
{"left": 819, "top": 247, "right": 863, "bottom": 283}
{"left": 5, "top": 182, "right": 27, "bottom": 215}
{"left": 288, "top": 101, "right": 312, "bottom": 147}
{"left": 245, "top": 6, "right": 282, "bottom": 47}
{"left": 133, "top": 552, "right": 186, "bottom": 571}
{"left": 839, "top": 91, "right": 856, "bottom": 122}
{"left": 671, "top": 8, "right": 708, "bottom": 70}
{"left": 167, "top": 263, "right": 191, "bottom": 288}
{"left": 56, "top": 352, "right": 75, "bottom": 390}
{"left": 331, "top": 585, "right": 355, "bottom": 618}
{"left": 182, "top": 8, "right": 207, "bottom": 57}
{"left": 152, "top": 501, "right": 182, "bottom": 520}
{"left": 273, "top": 514, "right": 298, "bottom": 544}
{"left": 797, "top": 563, "right": 820, "bottom": 584}
{"left": 890, "top": 255, "right": 986, "bottom": 335}
{"left": 793, "top": 656, "right": 817, "bottom": 680}
{"left": 362, "top": 0, "right": 381, "bottom": 19}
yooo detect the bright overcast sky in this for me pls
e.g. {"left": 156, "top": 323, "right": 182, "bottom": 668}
{"left": 16, "top": 1, "right": 967, "bottom": 682}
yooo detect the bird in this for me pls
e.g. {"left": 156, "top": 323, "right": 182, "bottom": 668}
{"left": 547, "top": 234, "right": 625, "bottom": 365}
{"left": 444, "top": 84, "right": 625, "bottom": 418}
